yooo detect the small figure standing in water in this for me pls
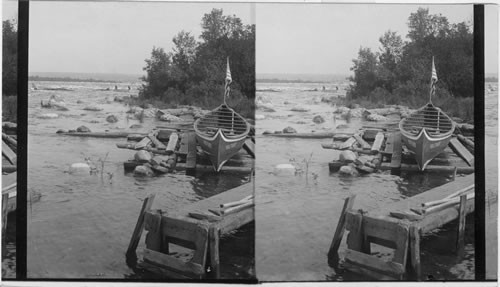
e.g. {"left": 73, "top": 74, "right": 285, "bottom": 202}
{"left": 322, "top": 86, "right": 326, "bottom": 91}
{"left": 128, "top": 86, "right": 131, "bottom": 90}
{"left": 114, "top": 85, "right": 118, "bottom": 90}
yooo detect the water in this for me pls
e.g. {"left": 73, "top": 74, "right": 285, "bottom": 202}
{"left": 254, "top": 81, "right": 496, "bottom": 281}
{"left": 26, "top": 81, "right": 254, "bottom": 279}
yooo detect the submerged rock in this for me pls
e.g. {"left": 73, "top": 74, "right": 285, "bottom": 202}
{"left": 69, "top": 163, "right": 91, "bottom": 174}
{"left": 39, "top": 113, "right": 59, "bottom": 119}
{"left": 56, "top": 129, "right": 67, "bottom": 134}
{"left": 76, "top": 126, "right": 91, "bottom": 133}
{"left": 134, "top": 165, "right": 154, "bottom": 177}
{"left": 83, "top": 105, "right": 103, "bottom": 111}
{"left": 339, "top": 165, "right": 358, "bottom": 176}
{"left": 106, "top": 115, "right": 119, "bottom": 123}
{"left": 291, "top": 107, "right": 310, "bottom": 112}
{"left": 257, "top": 102, "right": 276, "bottom": 112}
{"left": 283, "top": 126, "right": 297, "bottom": 134}
{"left": 339, "top": 150, "right": 357, "bottom": 163}
{"left": 273, "top": 164, "right": 296, "bottom": 176}
{"left": 255, "top": 114, "right": 266, "bottom": 120}
{"left": 312, "top": 115, "right": 325, "bottom": 124}
{"left": 129, "top": 124, "right": 142, "bottom": 129}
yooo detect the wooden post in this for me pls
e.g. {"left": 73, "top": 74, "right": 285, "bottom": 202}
{"left": 126, "top": 194, "right": 156, "bottom": 266}
{"left": 409, "top": 224, "right": 421, "bottom": 281}
{"left": 208, "top": 226, "right": 220, "bottom": 279}
{"left": 2, "top": 193, "right": 9, "bottom": 256}
{"left": 166, "top": 132, "right": 179, "bottom": 155}
{"left": 456, "top": 195, "right": 467, "bottom": 255}
{"left": 328, "top": 195, "right": 356, "bottom": 269}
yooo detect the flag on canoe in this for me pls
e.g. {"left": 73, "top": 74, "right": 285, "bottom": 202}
{"left": 224, "top": 58, "right": 232, "bottom": 101}
{"left": 430, "top": 57, "right": 438, "bottom": 101}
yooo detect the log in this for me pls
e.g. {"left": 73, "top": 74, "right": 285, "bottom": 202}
{"left": 444, "top": 184, "right": 475, "bottom": 200}
{"left": 220, "top": 195, "right": 253, "bottom": 208}
{"left": 449, "top": 138, "right": 474, "bottom": 166}
{"left": 456, "top": 195, "right": 467, "bottom": 254}
{"left": 409, "top": 224, "right": 421, "bottom": 280}
{"left": 422, "top": 193, "right": 474, "bottom": 215}
{"left": 175, "top": 163, "right": 252, "bottom": 174}
{"left": 262, "top": 132, "right": 335, "bottom": 139}
{"left": 166, "top": 133, "right": 179, "bottom": 154}
{"left": 327, "top": 195, "right": 356, "bottom": 269}
{"left": 221, "top": 201, "right": 254, "bottom": 215}
{"left": 127, "top": 134, "right": 147, "bottom": 141}
{"left": 354, "top": 134, "right": 371, "bottom": 150}
{"left": 126, "top": 194, "right": 156, "bottom": 265}
{"left": 457, "top": 134, "right": 474, "bottom": 150}
{"left": 2, "top": 165, "right": 16, "bottom": 173}
{"left": 339, "top": 137, "right": 356, "bottom": 149}
{"left": 2, "top": 140, "right": 16, "bottom": 165}
{"left": 371, "top": 132, "right": 384, "bottom": 152}
{"left": 2, "top": 133, "right": 17, "bottom": 148}
{"left": 390, "top": 132, "right": 402, "bottom": 169}
{"left": 186, "top": 132, "right": 197, "bottom": 169}
{"left": 59, "top": 131, "right": 137, "bottom": 138}
{"left": 148, "top": 135, "right": 167, "bottom": 150}
{"left": 208, "top": 227, "right": 220, "bottom": 278}
{"left": 322, "top": 144, "right": 376, "bottom": 155}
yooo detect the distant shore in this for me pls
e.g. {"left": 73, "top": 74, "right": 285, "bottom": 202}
{"left": 29, "top": 75, "right": 120, "bottom": 83}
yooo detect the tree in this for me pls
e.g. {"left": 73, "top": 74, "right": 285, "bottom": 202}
{"left": 348, "top": 47, "right": 379, "bottom": 98}
{"left": 3, "top": 20, "right": 17, "bottom": 96}
{"left": 140, "top": 47, "right": 172, "bottom": 98}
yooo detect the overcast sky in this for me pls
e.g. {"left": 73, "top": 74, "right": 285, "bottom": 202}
{"left": 4, "top": 1, "right": 497, "bottom": 76}
{"left": 28, "top": 2, "right": 254, "bottom": 75}
{"left": 257, "top": 3, "right": 497, "bottom": 75}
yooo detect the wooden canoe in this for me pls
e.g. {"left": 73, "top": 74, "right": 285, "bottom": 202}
{"left": 194, "top": 104, "right": 250, "bottom": 172}
{"left": 399, "top": 103, "right": 455, "bottom": 170}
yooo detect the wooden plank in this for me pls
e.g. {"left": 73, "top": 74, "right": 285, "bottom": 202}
{"left": 344, "top": 249, "right": 405, "bottom": 278}
{"left": 354, "top": 134, "right": 371, "bottom": 150}
{"left": 381, "top": 163, "right": 474, "bottom": 174}
{"left": 383, "top": 132, "right": 394, "bottom": 155}
{"left": 242, "top": 138, "right": 255, "bottom": 158}
{"left": 390, "top": 132, "right": 402, "bottom": 168}
{"left": 126, "top": 194, "right": 155, "bottom": 264}
{"left": 218, "top": 208, "right": 254, "bottom": 235}
{"left": 420, "top": 198, "right": 474, "bottom": 234}
{"left": 143, "top": 248, "right": 204, "bottom": 278}
{"left": 2, "top": 172, "right": 16, "bottom": 191}
{"left": 371, "top": 132, "right": 384, "bottom": 152}
{"left": 208, "top": 226, "right": 220, "bottom": 279}
{"left": 455, "top": 195, "right": 467, "bottom": 254}
{"left": 177, "top": 133, "right": 189, "bottom": 155}
{"left": 2, "top": 133, "right": 17, "bottom": 149}
{"left": 409, "top": 224, "right": 421, "bottom": 281}
{"left": 186, "top": 132, "right": 197, "bottom": 169}
{"left": 327, "top": 195, "right": 356, "bottom": 268}
{"left": 362, "top": 216, "right": 405, "bottom": 245}
{"left": 135, "top": 136, "right": 152, "bottom": 149}
{"left": 2, "top": 165, "right": 16, "bottom": 173}
{"left": 2, "top": 140, "right": 16, "bottom": 165}
{"left": 449, "top": 137, "right": 474, "bottom": 166}
{"left": 148, "top": 135, "right": 167, "bottom": 150}
{"left": 137, "top": 261, "right": 192, "bottom": 279}
{"left": 339, "top": 137, "right": 356, "bottom": 150}
{"left": 345, "top": 211, "right": 364, "bottom": 251}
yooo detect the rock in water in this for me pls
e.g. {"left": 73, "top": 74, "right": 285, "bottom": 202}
{"left": 159, "top": 113, "right": 182, "bottom": 122}
{"left": 129, "top": 124, "right": 142, "bottom": 129}
{"left": 83, "top": 105, "right": 103, "bottom": 111}
{"left": 291, "top": 107, "right": 310, "bottom": 112}
{"left": 339, "top": 150, "right": 357, "bottom": 163}
{"left": 69, "top": 163, "right": 91, "bottom": 174}
{"left": 274, "top": 164, "right": 296, "bottom": 176}
{"left": 366, "top": 113, "right": 388, "bottom": 122}
{"left": 56, "top": 129, "right": 67, "bottom": 134}
{"left": 134, "top": 150, "right": 152, "bottom": 162}
{"left": 39, "top": 113, "right": 59, "bottom": 119}
{"left": 106, "top": 115, "right": 119, "bottom": 123}
{"left": 312, "top": 115, "right": 325, "bottom": 124}
{"left": 76, "top": 125, "right": 91, "bottom": 133}
{"left": 339, "top": 165, "right": 358, "bottom": 176}
{"left": 283, "top": 126, "right": 297, "bottom": 134}
{"left": 255, "top": 114, "right": 266, "bottom": 120}
{"left": 134, "top": 165, "right": 154, "bottom": 176}
{"left": 257, "top": 102, "right": 276, "bottom": 112}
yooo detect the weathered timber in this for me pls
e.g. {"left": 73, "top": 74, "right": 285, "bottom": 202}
{"left": 409, "top": 224, "right": 421, "bottom": 280}
{"left": 127, "top": 134, "right": 146, "bottom": 141}
{"left": 327, "top": 195, "right": 356, "bottom": 269}
{"left": 382, "top": 132, "right": 394, "bottom": 155}
{"left": 242, "top": 138, "right": 255, "bottom": 158}
{"left": 371, "top": 132, "right": 384, "bottom": 153}
{"left": 262, "top": 132, "right": 335, "bottom": 139}
{"left": 389, "top": 211, "right": 423, "bottom": 221}
{"left": 449, "top": 138, "right": 474, "bottom": 167}
{"left": 422, "top": 193, "right": 474, "bottom": 215}
{"left": 156, "top": 123, "right": 195, "bottom": 131}
{"left": 2, "top": 141, "right": 16, "bottom": 165}
{"left": 380, "top": 163, "right": 474, "bottom": 174}
{"left": 2, "top": 172, "right": 16, "bottom": 191}
{"left": 177, "top": 133, "right": 189, "bottom": 155}
{"left": 166, "top": 133, "right": 179, "bottom": 155}
{"left": 148, "top": 134, "right": 167, "bottom": 149}
{"left": 220, "top": 195, "right": 253, "bottom": 208}
{"left": 328, "top": 161, "right": 343, "bottom": 172}
{"left": 2, "top": 165, "right": 16, "bottom": 173}
{"left": 333, "top": 133, "right": 355, "bottom": 141}
{"left": 208, "top": 226, "right": 220, "bottom": 278}
{"left": 221, "top": 201, "right": 253, "bottom": 216}
{"left": 457, "top": 134, "right": 474, "bottom": 150}
{"left": 390, "top": 132, "right": 402, "bottom": 169}
{"left": 456, "top": 195, "right": 467, "bottom": 254}
{"left": 175, "top": 163, "right": 252, "bottom": 173}
{"left": 2, "top": 134, "right": 17, "bottom": 149}
{"left": 354, "top": 134, "right": 371, "bottom": 150}
{"left": 339, "top": 137, "right": 357, "bottom": 149}
{"left": 126, "top": 194, "right": 155, "bottom": 265}
{"left": 188, "top": 212, "right": 221, "bottom": 222}
{"left": 422, "top": 184, "right": 474, "bottom": 207}
{"left": 344, "top": 249, "right": 405, "bottom": 279}
{"left": 322, "top": 144, "right": 375, "bottom": 155}
{"left": 186, "top": 132, "right": 197, "bottom": 169}
{"left": 135, "top": 136, "right": 152, "bottom": 150}
{"left": 59, "top": 131, "right": 141, "bottom": 138}
{"left": 143, "top": 248, "right": 204, "bottom": 279}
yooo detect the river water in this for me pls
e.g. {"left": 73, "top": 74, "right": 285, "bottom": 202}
{"left": 26, "top": 81, "right": 254, "bottom": 279}
{"left": 254, "top": 81, "right": 497, "bottom": 281}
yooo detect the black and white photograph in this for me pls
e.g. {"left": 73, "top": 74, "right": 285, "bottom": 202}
{"left": 25, "top": 1, "right": 255, "bottom": 280}
{"left": 255, "top": 3, "right": 497, "bottom": 281}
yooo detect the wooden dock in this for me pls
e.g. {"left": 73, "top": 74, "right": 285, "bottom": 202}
{"left": 327, "top": 174, "right": 474, "bottom": 280}
{"left": 126, "top": 182, "right": 254, "bottom": 279}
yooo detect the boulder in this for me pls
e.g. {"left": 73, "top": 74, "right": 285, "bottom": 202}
{"left": 366, "top": 113, "right": 389, "bottom": 122}
{"left": 255, "top": 114, "right": 266, "bottom": 120}
{"left": 262, "top": 130, "right": 273, "bottom": 135}
{"left": 312, "top": 115, "right": 325, "bottom": 124}
{"left": 76, "top": 125, "right": 91, "bottom": 133}
{"left": 129, "top": 124, "right": 142, "bottom": 129}
{"left": 339, "top": 165, "right": 358, "bottom": 176}
{"left": 282, "top": 126, "right": 297, "bottom": 134}
{"left": 56, "top": 129, "right": 67, "bottom": 134}
{"left": 38, "top": 113, "right": 59, "bottom": 119}
{"left": 134, "top": 150, "right": 152, "bottom": 162}
{"left": 159, "top": 113, "right": 182, "bottom": 122}
{"left": 69, "top": 163, "right": 91, "bottom": 174}
{"left": 106, "top": 115, "right": 119, "bottom": 123}
{"left": 133, "top": 165, "right": 154, "bottom": 177}
{"left": 273, "top": 164, "right": 296, "bottom": 176}
{"left": 339, "top": 150, "right": 357, "bottom": 163}
{"left": 83, "top": 105, "right": 103, "bottom": 111}
{"left": 150, "top": 155, "right": 170, "bottom": 166}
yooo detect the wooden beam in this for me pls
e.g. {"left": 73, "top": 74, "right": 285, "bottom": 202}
{"left": 344, "top": 249, "right": 405, "bottom": 279}
{"left": 262, "top": 132, "right": 336, "bottom": 139}
{"left": 242, "top": 138, "right": 255, "bottom": 158}
{"left": 409, "top": 224, "right": 421, "bottom": 281}
{"left": 327, "top": 195, "right": 356, "bottom": 269}
{"left": 382, "top": 132, "right": 394, "bottom": 155}
{"left": 148, "top": 134, "right": 167, "bottom": 150}
{"left": 2, "top": 165, "right": 16, "bottom": 173}
{"left": 379, "top": 163, "right": 474, "bottom": 174}
{"left": 2, "top": 134, "right": 17, "bottom": 149}
{"left": 449, "top": 137, "right": 474, "bottom": 166}
{"left": 135, "top": 136, "right": 152, "bottom": 149}
{"left": 456, "top": 195, "right": 467, "bottom": 255}
{"left": 2, "top": 140, "right": 16, "bottom": 165}
{"left": 354, "top": 134, "right": 371, "bottom": 150}
{"left": 177, "top": 133, "right": 189, "bottom": 155}
{"left": 166, "top": 132, "right": 179, "bottom": 154}
{"left": 371, "top": 132, "right": 384, "bottom": 153}
{"left": 126, "top": 194, "right": 155, "bottom": 265}
{"left": 143, "top": 248, "right": 204, "bottom": 279}
{"left": 339, "top": 137, "right": 357, "bottom": 150}
{"left": 186, "top": 132, "right": 197, "bottom": 169}
{"left": 208, "top": 226, "right": 220, "bottom": 279}
{"left": 390, "top": 132, "right": 402, "bottom": 169}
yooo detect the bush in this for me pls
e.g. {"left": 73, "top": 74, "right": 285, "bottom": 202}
{"left": 2, "top": 95, "right": 17, "bottom": 122}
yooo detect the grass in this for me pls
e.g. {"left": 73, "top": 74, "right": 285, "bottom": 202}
{"left": 2, "top": 95, "right": 17, "bottom": 123}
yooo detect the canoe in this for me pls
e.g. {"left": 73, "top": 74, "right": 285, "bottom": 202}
{"left": 399, "top": 103, "right": 455, "bottom": 170}
{"left": 194, "top": 104, "right": 250, "bottom": 172}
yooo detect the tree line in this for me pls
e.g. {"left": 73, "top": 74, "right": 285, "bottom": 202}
{"left": 347, "top": 8, "right": 473, "bottom": 109}
{"left": 139, "top": 9, "right": 255, "bottom": 117}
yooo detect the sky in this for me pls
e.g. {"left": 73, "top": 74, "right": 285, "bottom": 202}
{"left": 28, "top": 2, "right": 254, "bottom": 75}
{"left": 257, "top": 3, "right": 497, "bottom": 76}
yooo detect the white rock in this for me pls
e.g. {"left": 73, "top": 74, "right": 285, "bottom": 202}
{"left": 291, "top": 107, "right": 310, "bottom": 112}
{"left": 255, "top": 114, "right": 266, "bottom": 120}
{"left": 339, "top": 165, "right": 358, "bottom": 176}
{"left": 39, "top": 113, "right": 59, "bottom": 119}
{"left": 159, "top": 113, "right": 182, "bottom": 122}
{"left": 339, "top": 150, "right": 357, "bottom": 163}
{"left": 134, "top": 165, "right": 154, "bottom": 176}
{"left": 83, "top": 105, "right": 103, "bottom": 111}
{"left": 134, "top": 150, "right": 152, "bottom": 162}
{"left": 257, "top": 102, "right": 276, "bottom": 112}
{"left": 366, "top": 114, "right": 389, "bottom": 122}
{"left": 69, "top": 163, "right": 91, "bottom": 174}
{"left": 273, "top": 164, "right": 296, "bottom": 176}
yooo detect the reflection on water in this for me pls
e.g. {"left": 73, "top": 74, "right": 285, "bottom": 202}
{"left": 26, "top": 81, "right": 254, "bottom": 279}
{"left": 255, "top": 82, "right": 496, "bottom": 281}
